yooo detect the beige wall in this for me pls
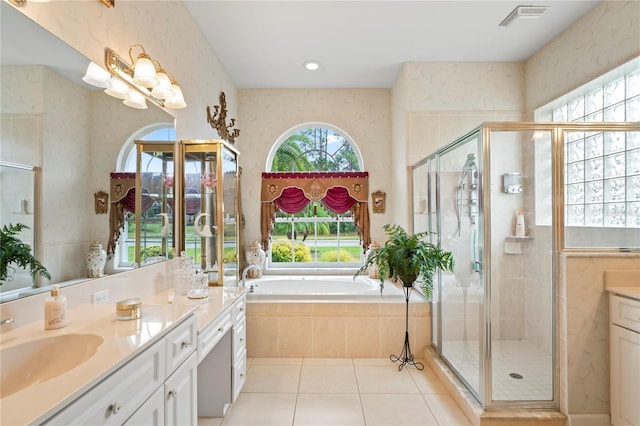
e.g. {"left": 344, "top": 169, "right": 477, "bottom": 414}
{"left": 525, "top": 0, "right": 640, "bottom": 116}
{"left": 237, "top": 89, "right": 392, "bottom": 245}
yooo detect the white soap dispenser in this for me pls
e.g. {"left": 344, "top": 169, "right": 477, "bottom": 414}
{"left": 44, "top": 284, "right": 67, "bottom": 330}
{"left": 515, "top": 209, "right": 526, "bottom": 237}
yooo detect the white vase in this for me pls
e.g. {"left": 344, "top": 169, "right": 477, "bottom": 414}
{"left": 366, "top": 241, "right": 381, "bottom": 279}
{"left": 158, "top": 213, "right": 170, "bottom": 237}
{"left": 246, "top": 241, "right": 266, "bottom": 278}
{"left": 86, "top": 242, "right": 107, "bottom": 278}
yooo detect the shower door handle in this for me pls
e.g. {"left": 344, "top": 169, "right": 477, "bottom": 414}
{"left": 472, "top": 261, "right": 482, "bottom": 272}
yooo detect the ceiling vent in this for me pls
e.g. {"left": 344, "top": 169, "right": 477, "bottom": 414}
{"left": 499, "top": 5, "right": 549, "bottom": 27}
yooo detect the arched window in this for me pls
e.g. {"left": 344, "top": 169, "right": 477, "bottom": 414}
{"left": 267, "top": 123, "right": 363, "bottom": 172}
{"left": 112, "top": 123, "right": 175, "bottom": 269}
{"left": 263, "top": 124, "right": 369, "bottom": 270}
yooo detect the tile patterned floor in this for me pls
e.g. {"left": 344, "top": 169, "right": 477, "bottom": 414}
{"left": 442, "top": 340, "right": 553, "bottom": 401}
{"left": 199, "top": 358, "right": 472, "bottom": 426}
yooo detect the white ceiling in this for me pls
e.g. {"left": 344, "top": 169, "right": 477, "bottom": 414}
{"left": 184, "top": 0, "right": 601, "bottom": 89}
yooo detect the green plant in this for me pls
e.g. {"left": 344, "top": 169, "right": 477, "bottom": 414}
{"left": 0, "top": 223, "right": 51, "bottom": 283}
{"left": 356, "top": 224, "right": 454, "bottom": 299}
{"left": 319, "top": 250, "right": 355, "bottom": 262}
{"left": 271, "top": 242, "right": 312, "bottom": 262}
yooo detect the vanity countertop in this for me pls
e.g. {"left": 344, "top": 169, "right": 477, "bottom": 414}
{"left": 604, "top": 269, "right": 640, "bottom": 302}
{"left": 605, "top": 285, "right": 640, "bottom": 301}
{"left": 152, "top": 286, "right": 246, "bottom": 331}
{"left": 0, "top": 286, "right": 245, "bottom": 426}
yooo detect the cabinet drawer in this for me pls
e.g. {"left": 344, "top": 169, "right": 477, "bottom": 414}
{"left": 232, "top": 348, "right": 247, "bottom": 401}
{"left": 165, "top": 315, "right": 197, "bottom": 376}
{"left": 233, "top": 295, "right": 246, "bottom": 323}
{"left": 611, "top": 295, "right": 640, "bottom": 333}
{"left": 233, "top": 315, "right": 246, "bottom": 361}
{"left": 45, "top": 340, "right": 165, "bottom": 425}
{"left": 198, "top": 309, "right": 232, "bottom": 362}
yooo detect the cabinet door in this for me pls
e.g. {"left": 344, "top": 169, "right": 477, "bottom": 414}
{"left": 45, "top": 341, "right": 165, "bottom": 425}
{"left": 124, "top": 387, "right": 165, "bottom": 426}
{"left": 165, "top": 352, "right": 198, "bottom": 426}
{"left": 610, "top": 324, "right": 640, "bottom": 426}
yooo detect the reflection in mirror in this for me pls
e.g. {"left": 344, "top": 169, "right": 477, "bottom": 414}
{"left": 132, "top": 140, "right": 176, "bottom": 267}
{"left": 0, "top": 3, "right": 175, "bottom": 302}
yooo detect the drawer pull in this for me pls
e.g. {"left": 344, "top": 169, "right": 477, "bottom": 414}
{"left": 239, "top": 337, "right": 244, "bottom": 342}
{"left": 110, "top": 402, "right": 121, "bottom": 414}
{"left": 181, "top": 340, "right": 191, "bottom": 349}
{"left": 239, "top": 307, "right": 244, "bottom": 312}
{"left": 218, "top": 327, "right": 225, "bottom": 333}
{"left": 168, "top": 389, "right": 178, "bottom": 398}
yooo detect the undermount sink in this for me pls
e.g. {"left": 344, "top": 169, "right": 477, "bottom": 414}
{"left": 1, "top": 333, "right": 104, "bottom": 398}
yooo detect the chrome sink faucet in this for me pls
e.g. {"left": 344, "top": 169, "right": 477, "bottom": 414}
{"left": 1, "top": 318, "right": 15, "bottom": 325}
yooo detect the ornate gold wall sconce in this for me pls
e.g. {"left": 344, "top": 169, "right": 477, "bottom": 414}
{"left": 206, "top": 92, "right": 240, "bottom": 144}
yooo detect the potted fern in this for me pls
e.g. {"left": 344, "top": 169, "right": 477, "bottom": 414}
{"left": 357, "top": 224, "right": 454, "bottom": 300}
{"left": 0, "top": 223, "right": 51, "bottom": 284}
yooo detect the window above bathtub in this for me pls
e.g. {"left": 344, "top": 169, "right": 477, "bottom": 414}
{"left": 263, "top": 123, "right": 368, "bottom": 271}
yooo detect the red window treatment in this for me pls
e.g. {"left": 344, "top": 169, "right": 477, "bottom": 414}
{"left": 322, "top": 186, "right": 356, "bottom": 214}
{"left": 260, "top": 172, "right": 370, "bottom": 253}
{"left": 275, "top": 187, "right": 310, "bottom": 214}
{"left": 107, "top": 173, "right": 155, "bottom": 257}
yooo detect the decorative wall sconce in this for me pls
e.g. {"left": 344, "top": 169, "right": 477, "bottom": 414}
{"left": 206, "top": 92, "right": 240, "bottom": 144}
{"left": 83, "top": 45, "right": 186, "bottom": 110}
{"left": 372, "top": 191, "right": 386, "bottom": 214}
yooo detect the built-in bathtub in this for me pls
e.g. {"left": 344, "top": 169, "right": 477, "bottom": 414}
{"left": 245, "top": 275, "right": 430, "bottom": 358}
{"left": 246, "top": 275, "right": 424, "bottom": 302}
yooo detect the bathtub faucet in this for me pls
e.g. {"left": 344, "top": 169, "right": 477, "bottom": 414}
{"left": 241, "top": 264, "right": 262, "bottom": 288}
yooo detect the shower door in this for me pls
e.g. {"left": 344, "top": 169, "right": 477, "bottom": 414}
{"left": 437, "top": 132, "right": 484, "bottom": 399}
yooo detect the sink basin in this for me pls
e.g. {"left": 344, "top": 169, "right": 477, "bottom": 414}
{"left": 1, "top": 333, "right": 104, "bottom": 398}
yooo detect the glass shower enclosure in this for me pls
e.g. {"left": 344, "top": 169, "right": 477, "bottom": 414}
{"left": 412, "top": 121, "right": 640, "bottom": 409}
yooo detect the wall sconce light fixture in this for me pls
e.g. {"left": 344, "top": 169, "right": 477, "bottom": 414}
{"left": 83, "top": 44, "right": 186, "bottom": 110}
{"left": 206, "top": 92, "right": 240, "bottom": 144}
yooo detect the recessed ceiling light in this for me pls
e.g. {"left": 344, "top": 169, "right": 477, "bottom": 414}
{"left": 499, "top": 5, "right": 549, "bottom": 27}
{"left": 304, "top": 61, "right": 320, "bottom": 71}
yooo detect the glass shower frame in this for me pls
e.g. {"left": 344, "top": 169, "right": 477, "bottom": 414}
{"left": 412, "top": 121, "right": 640, "bottom": 410}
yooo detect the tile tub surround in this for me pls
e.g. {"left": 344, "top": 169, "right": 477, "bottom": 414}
{"left": 246, "top": 300, "right": 429, "bottom": 358}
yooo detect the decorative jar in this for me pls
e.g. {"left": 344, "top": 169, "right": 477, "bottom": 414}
{"left": 246, "top": 241, "right": 266, "bottom": 278}
{"left": 86, "top": 241, "right": 107, "bottom": 278}
{"left": 365, "top": 241, "right": 381, "bottom": 279}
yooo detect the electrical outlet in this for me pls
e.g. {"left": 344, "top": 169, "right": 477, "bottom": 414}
{"left": 92, "top": 289, "right": 110, "bottom": 304}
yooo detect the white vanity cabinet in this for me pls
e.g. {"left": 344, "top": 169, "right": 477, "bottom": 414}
{"left": 165, "top": 352, "right": 198, "bottom": 425}
{"left": 232, "top": 294, "right": 247, "bottom": 400}
{"left": 45, "top": 315, "right": 197, "bottom": 426}
{"left": 609, "top": 294, "right": 640, "bottom": 426}
{"left": 197, "top": 293, "right": 247, "bottom": 417}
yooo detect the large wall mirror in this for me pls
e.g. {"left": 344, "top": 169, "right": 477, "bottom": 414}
{"left": 0, "top": 2, "right": 175, "bottom": 302}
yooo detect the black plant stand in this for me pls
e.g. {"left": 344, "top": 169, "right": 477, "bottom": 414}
{"left": 390, "top": 285, "right": 424, "bottom": 371}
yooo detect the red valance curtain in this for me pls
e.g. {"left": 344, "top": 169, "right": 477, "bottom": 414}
{"left": 107, "top": 172, "right": 155, "bottom": 257}
{"left": 260, "top": 172, "right": 370, "bottom": 252}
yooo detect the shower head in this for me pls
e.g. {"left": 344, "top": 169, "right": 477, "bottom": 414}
{"left": 463, "top": 154, "right": 477, "bottom": 171}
